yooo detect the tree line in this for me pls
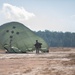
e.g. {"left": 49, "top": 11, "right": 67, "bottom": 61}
{"left": 35, "top": 30, "right": 75, "bottom": 47}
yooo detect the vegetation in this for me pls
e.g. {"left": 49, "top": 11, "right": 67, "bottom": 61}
{"left": 35, "top": 30, "right": 75, "bottom": 47}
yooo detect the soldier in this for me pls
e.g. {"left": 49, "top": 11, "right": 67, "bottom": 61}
{"left": 34, "top": 40, "right": 42, "bottom": 54}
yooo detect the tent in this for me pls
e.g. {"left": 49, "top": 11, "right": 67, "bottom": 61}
{"left": 0, "top": 22, "right": 48, "bottom": 53}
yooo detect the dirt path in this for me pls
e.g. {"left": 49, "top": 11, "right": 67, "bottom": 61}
{"left": 0, "top": 47, "right": 75, "bottom": 75}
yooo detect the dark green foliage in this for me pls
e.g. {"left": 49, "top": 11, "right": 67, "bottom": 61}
{"left": 35, "top": 30, "right": 75, "bottom": 47}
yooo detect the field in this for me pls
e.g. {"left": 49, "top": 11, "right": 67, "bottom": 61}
{"left": 0, "top": 47, "right": 75, "bottom": 75}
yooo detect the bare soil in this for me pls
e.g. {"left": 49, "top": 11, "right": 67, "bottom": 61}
{"left": 0, "top": 47, "right": 75, "bottom": 75}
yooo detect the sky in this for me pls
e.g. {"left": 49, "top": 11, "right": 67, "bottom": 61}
{"left": 0, "top": 0, "right": 75, "bottom": 32}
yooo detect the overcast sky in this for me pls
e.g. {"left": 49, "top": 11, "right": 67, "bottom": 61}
{"left": 0, "top": 0, "right": 75, "bottom": 32}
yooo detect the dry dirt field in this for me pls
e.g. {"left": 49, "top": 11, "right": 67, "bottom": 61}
{"left": 0, "top": 47, "right": 75, "bottom": 75}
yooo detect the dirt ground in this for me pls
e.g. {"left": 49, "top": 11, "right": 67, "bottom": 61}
{"left": 0, "top": 47, "right": 75, "bottom": 75}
